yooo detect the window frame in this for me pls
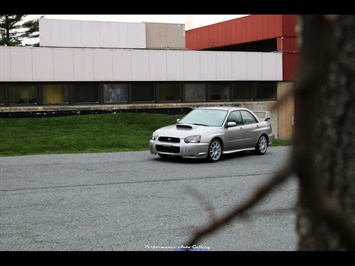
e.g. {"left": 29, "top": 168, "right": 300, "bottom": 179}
{"left": 8, "top": 83, "right": 39, "bottom": 106}
{"left": 41, "top": 83, "right": 70, "bottom": 105}
{"left": 131, "top": 82, "right": 155, "bottom": 103}
{"left": 0, "top": 83, "right": 5, "bottom": 106}
{"left": 255, "top": 81, "right": 277, "bottom": 101}
{"left": 232, "top": 81, "right": 254, "bottom": 101}
{"left": 102, "top": 82, "right": 129, "bottom": 104}
{"left": 71, "top": 82, "right": 99, "bottom": 104}
{"left": 208, "top": 82, "right": 231, "bottom": 101}
{"left": 183, "top": 82, "right": 207, "bottom": 102}
{"left": 156, "top": 82, "right": 182, "bottom": 103}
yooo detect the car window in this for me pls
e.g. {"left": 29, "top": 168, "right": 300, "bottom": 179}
{"left": 227, "top": 111, "right": 243, "bottom": 125}
{"left": 240, "top": 110, "right": 258, "bottom": 124}
{"left": 179, "top": 109, "right": 228, "bottom": 127}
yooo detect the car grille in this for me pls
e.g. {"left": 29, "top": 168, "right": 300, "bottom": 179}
{"left": 156, "top": 145, "right": 180, "bottom": 153}
{"left": 158, "top": 136, "right": 180, "bottom": 143}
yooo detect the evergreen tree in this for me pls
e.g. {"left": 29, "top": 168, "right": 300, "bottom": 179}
{"left": 0, "top": 14, "right": 42, "bottom": 46}
{"left": 21, "top": 16, "right": 43, "bottom": 46}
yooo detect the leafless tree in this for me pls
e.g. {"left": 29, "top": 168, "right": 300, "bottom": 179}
{"left": 184, "top": 15, "right": 355, "bottom": 251}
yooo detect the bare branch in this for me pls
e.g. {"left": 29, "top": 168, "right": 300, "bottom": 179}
{"left": 184, "top": 163, "right": 294, "bottom": 247}
{"left": 184, "top": 186, "right": 217, "bottom": 221}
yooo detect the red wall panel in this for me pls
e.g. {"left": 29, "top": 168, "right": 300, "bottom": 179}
{"left": 283, "top": 52, "right": 299, "bottom": 81}
{"left": 277, "top": 36, "right": 299, "bottom": 52}
{"left": 186, "top": 15, "right": 298, "bottom": 50}
{"left": 282, "top": 15, "right": 299, "bottom": 36}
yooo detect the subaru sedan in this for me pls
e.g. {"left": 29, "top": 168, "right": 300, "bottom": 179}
{"left": 149, "top": 106, "right": 274, "bottom": 162}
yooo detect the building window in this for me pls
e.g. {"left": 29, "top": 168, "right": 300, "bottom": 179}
{"left": 132, "top": 83, "right": 155, "bottom": 102}
{"left": 255, "top": 81, "right": 276, "bottom": 100}
{"left": 232, "top": 82, "right": 253, "bottom": 100}
{"left": 9, "top": 84, "right": 38, "bottom": 105}
{"left": 208, "top": 82, "right": 230, "bottom": 101}
{"left": 0, "top": 84, "right": 4, "bottom": 105}
{"left": 72, "top": 83, "right": 99, "bottom": 103}
{"left": 158, "top": 83, "right": 181, "bottom": 102}
{"left": 184, "top": 83, "right": 206, "bottom": 102}
{"left": 42, "top": 83, "right": 69, "bottom": 104}
{"left": 103, "top": 83, "right": 128, "bottom": 103}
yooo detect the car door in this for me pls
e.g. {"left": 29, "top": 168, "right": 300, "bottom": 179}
{"left": 239, "top": 110, "right": 261, "bottom": 148}
{"left": 224, "top": 111, "right": 245, "bottom": 151}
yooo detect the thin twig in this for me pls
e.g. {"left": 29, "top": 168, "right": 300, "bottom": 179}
{"left": 184, "top": 163, "right": 294, "bottom": 246}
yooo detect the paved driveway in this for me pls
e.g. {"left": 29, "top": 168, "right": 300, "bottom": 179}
{"left": 0, "top": 147, "right": 298, "bottom": 251}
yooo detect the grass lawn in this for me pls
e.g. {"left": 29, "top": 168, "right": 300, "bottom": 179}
{"left": 0, "top": 113, "right": 290, "bottom": 157}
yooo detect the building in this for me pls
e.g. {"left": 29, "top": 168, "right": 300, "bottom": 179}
{"left": 0, "top": 15, "right": 299, "bottom": 140}
{"left": 185, "top": 14, "right": 299, "bottom": 140}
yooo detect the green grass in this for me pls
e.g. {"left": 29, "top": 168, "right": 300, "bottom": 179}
{"left": 0, "top": 113, "right": 290, "bottom": 157}
{"left": 271, "top": 138, "right": 292, "bottom": 147}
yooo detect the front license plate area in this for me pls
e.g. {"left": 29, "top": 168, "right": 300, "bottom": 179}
{"left": 156, "top": 145, "right": 180, "bottom": 153}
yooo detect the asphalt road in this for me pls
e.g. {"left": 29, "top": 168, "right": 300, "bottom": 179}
{"left": 0, "top": 146, "right": 298, "bottom": 251}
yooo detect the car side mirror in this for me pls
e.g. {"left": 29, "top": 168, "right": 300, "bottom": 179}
{"left": 176, "top": 119, "right": 180, "bottom": 123}
{"left": 226, "top": 121, "right": 237, "bottom": 128}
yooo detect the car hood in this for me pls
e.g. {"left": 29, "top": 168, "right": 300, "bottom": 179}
{"left": 155, "top": 123, "right": 219, "bottom": 138}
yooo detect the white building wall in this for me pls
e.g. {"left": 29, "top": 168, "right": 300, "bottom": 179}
{"left": 39, "top": 19, "right": 146, "bottom": 49}
{"left": 73, "top": 49, "right": 94, "bottom": 81}
{"left": 33, "top": 47, "right": 54, "bottom": 81}
{"left": 0, "top": 46, "right": 283, "bottom": 82}
{"left": 231, "top": 53, "right": 248, "bottom": 80}
{"left": 0, "top": 47, "right": 10, "bottom": 79}
{"left": 247, "top": 53, "right": 262, "bottom": 80}
{"left": 262, "top": 53, "right": 282, "bottom": 80}
{"left": 131, "top": 50, "right": 150, "bottom": 81}
{"left": 183, "top": 51, "right": 200, "bottom": 80}
{"left": 52, "top": 48, "right": 74, "bottom": 81}
{"left": 60, "top": 20, "right": 72, "bottom": 47}
{"left": 166, "top": 51, "right": 184, "bottom": 81}
{"left": 149, "top": 50, "right": 168, "bottom": 81}
{"left": 200, "top": 52, "right": 217, "bottom": 80}
{"left": 216, "top": 52, "right": 232, "bottom": 80}
{"left": 112, "top": 49, "right": 131, "bottom": 81}
{"left": 93, "top": 49, "right": 113, "bottom": 80}
{"left": 10, "top": 47, "right": 32, "bottom": 81}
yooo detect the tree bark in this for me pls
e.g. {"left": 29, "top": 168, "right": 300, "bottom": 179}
{"left": 296, "top": 15, "right": 355, "bottom": 251}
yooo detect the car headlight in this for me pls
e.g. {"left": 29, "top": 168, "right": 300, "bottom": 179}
{"left": 152, "top": 132, "right": 158, "bottom": 140}
{"left": 184, "top": 135, "right": 201, "bottom": 143}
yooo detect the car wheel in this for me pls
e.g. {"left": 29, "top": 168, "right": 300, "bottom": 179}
{"left": 207, "top": 139, "right": 222, "bottom": 162}
{"left": 255, "top": 135, "right": 268, "bottom": 155}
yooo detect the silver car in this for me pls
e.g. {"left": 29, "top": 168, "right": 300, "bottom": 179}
{"left": 149, "top": 106, "right": 274, "bottom": 162}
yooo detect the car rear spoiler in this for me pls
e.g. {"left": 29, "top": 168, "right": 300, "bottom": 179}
{"left": 252, "top": 111, "right": 271, "bottom": 121}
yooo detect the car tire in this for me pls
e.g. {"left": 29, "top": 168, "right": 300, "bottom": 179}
{"left": 207, "top": 139, "right": 222, "bottom": 162}
{"left": 255, "top": 135, "right": 268, "bottom": 155}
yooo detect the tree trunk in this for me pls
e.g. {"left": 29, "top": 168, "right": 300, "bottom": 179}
{"left": 296, "top": 15, "right": 355, "bottom": 250}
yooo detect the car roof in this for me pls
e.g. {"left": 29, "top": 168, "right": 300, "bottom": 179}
{"left": 194, "top": 106, "right": 249, "bottom": 111}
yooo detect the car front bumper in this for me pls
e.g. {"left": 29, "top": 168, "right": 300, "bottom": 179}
{"left": 149, "top": 139, "right": 209, "bottom": 159}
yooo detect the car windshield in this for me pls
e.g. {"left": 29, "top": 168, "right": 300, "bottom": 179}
{"left": 178, "top": 109, "right": 228, "bottom": 127}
